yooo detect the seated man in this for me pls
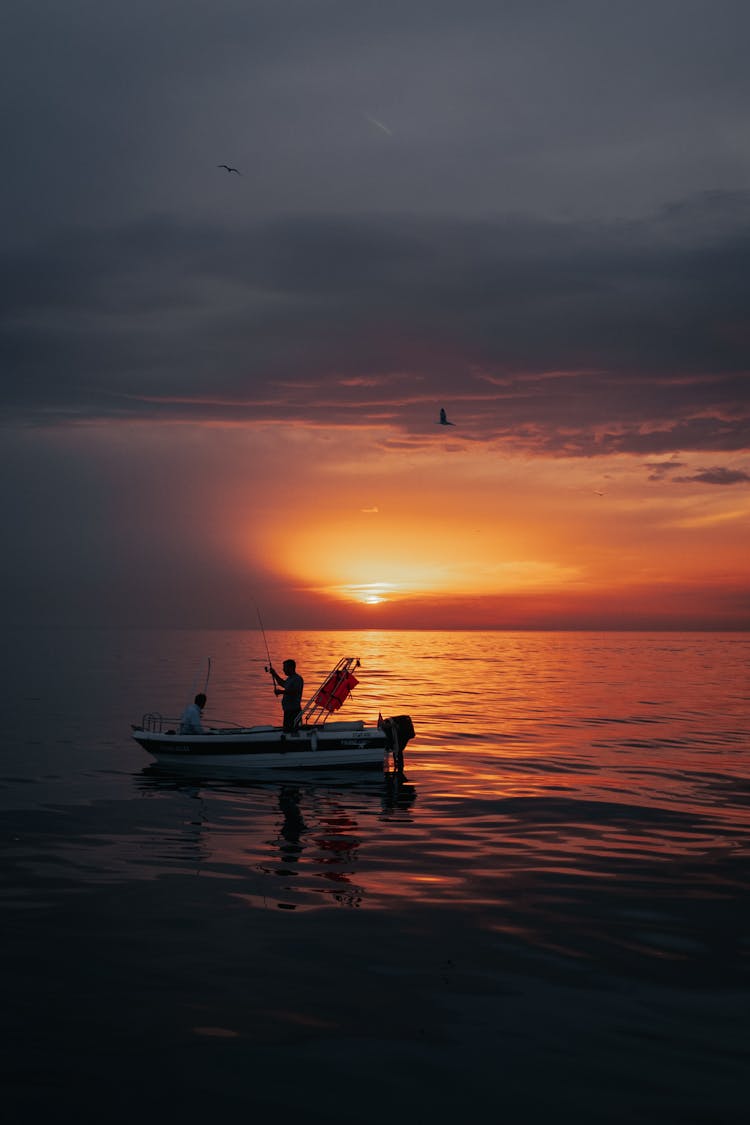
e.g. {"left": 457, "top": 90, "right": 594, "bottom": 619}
{"left": 179, "top": 692, "right": 206, "bottom": 734}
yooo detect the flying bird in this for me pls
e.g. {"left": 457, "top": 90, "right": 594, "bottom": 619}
{"left": 217, "top": 164, "right": 241, "bottom": 174}
{"left": 437, "top": 408, "right": 455, "bottom": 426}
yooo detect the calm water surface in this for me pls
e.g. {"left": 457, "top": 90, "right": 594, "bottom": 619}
{"left": 2, "top": 630, "right": 748, "bottom": 1122}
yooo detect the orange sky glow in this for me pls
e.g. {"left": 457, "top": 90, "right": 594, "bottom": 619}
{"left": 215, "top": 421, "right": 749, "bottom": 630}
{"left": 4, "top": 399, "right": 749, "bottom": 631}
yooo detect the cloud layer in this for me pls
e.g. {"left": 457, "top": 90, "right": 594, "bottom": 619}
{"left": 3, "top": 194, "right": 749, "bottom": 460}
{"left": 3, "top": 1, "right": 749, "bottom": 461}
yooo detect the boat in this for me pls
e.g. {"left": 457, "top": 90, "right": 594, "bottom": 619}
{"left": 132, "top": 656, "right": 415, "bottom": 775}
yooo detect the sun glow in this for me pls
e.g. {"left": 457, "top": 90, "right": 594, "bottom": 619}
{"left": 335, "top": 583, "right": 395, "bottom": 605}
{"left": 256, "top": 502, "right": 592, "bottom": 616}
{"left": 269, "top": 547, "right": 590, "bottom": 618}
{"left": 224, "top": 432, "right": 750, "bottom": 629}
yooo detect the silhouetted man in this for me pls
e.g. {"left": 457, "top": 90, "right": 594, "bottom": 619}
{"left": 270, "top": 660, "right": 304, "bottom": 733}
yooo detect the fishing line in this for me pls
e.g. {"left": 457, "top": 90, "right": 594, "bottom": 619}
{"left": 188, "top": 656, "right": 212, "bottom": 705}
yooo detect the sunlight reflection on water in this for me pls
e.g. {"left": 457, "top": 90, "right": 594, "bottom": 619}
{"left": 3, "top": 630, "right": 749, "bottom": 933}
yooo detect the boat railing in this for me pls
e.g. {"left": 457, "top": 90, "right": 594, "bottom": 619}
{"left": 140, "top": 712, "right": 255, "bottom": 733}
{"left": 141, "top": 712, "right": 168, "bottom": 732}
{"left": 300, "top": 656, "right": 361, "bottom": 728}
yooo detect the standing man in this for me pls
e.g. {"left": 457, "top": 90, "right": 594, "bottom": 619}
{"left": 270, "top": 659, "right": 304, "bottom": 733}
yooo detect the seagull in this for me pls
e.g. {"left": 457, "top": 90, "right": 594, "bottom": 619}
{"left": 437, "top": 408, "right": 455, "bottom": 426}
{"left": 218, "top": 164, "right": 241, "bottom": 175}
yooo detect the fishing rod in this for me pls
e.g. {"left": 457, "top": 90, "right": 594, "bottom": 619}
{"left": 257, "top": 608, "right": 272, "bottom": 671}
{"left": 187, "top": 656, "right": 212, "bottom": 705}
{"left": 256, "top": 608, "right": 278, "bottom": 695}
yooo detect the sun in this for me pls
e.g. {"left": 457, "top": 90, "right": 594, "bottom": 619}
{"left": 294, "top": 576, "right": 409, "bottom": 606}
{"left": 346, "top": 583, "right": 394, "bottom": 605}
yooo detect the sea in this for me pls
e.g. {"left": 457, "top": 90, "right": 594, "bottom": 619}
{"left": 2, "top": 628, "right": 748, "bottom": 1123}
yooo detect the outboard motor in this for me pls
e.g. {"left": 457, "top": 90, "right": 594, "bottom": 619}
{"left": 384, "top": 714, "right": 415, "bottom": 773}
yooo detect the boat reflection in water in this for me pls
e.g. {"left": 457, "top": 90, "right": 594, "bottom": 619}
{"left": 137, "top": 769, "right": 418, "bottom": 910}
{"left": 275, "top": 785, "right": 361, "bottom": 907}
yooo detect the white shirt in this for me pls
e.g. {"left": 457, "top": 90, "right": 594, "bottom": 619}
{"left": 179, "top": 702, "right": 204, "bottom": 734}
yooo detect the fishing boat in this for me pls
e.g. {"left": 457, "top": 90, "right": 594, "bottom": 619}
{"left": 132, "top": 657, "right": 415, "bottom": 775}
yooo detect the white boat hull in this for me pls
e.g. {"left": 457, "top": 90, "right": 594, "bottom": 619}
{"left": 143, "top": 746, "right": 386, "bottom": 773}
{"left": 132, "top": 716, "right": 414, "bottom": 775}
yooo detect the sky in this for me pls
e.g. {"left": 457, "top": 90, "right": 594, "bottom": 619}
{"left": 2, "top": 0, "right": 749, "bottom": 630}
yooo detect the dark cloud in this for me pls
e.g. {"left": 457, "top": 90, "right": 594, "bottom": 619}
{"left": 673, "top": 466, "right": 750, "bottom": 485}
{"left": 645, "top": 458, "right": 687, "bottom": 481}
{"left": 4, "top": 2, "right": 749, "bottom": 231}
{"left": 1, "top": 194, "right": 749, "bottom": 456}
{"left": 1, "top": 2, "right": 748, "bottom": 457}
